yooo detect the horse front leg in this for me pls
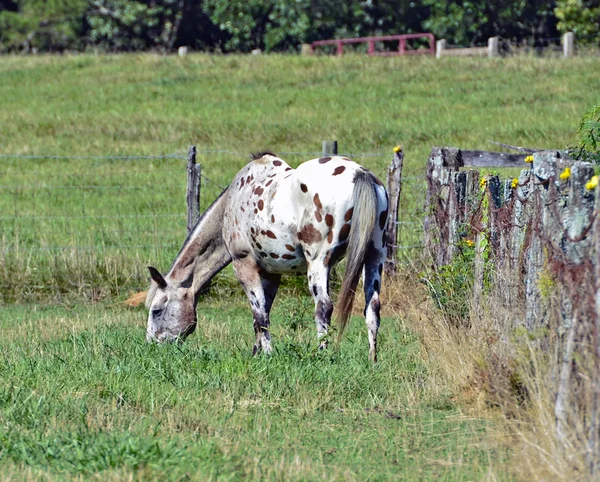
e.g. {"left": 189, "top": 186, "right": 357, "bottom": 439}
{"left": 233, "top": 258, "right": 281, "bottom": 355}
{"left": 307, "top": 259, "right": 333, "bottom": 349}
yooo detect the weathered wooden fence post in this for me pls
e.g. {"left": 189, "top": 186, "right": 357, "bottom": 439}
{"left": 186, "top": 145, "right": 201, "bottom": 233}
{"left": 322, "top": 140, "right": 338, "bottom": 156}
{"left": 424, "top": 147, "right": 464, "bottom": 266}
{"left": 385, "top": 146, "right": 404, "bottom": 275}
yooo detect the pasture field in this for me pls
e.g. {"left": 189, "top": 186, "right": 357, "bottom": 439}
{"left": 1, "top": 53, "right": 599, "bottom": 301}
{"left": 1, "top": 53, "right": 599, "bottom": 479}
{"left": 0, "top": 299, "right": 508, "bottom": 480}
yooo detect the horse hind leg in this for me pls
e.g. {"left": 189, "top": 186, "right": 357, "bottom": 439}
{"left": 232, "top": 258, "right": 281, "bottom": 355}
{"left": 307, "top": 259, "right": 333, "bottom": 348}
{"left": 363, "top": 243, "right": 385, "bottom": 363}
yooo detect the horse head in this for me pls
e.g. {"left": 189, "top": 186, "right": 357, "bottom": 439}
{"left": 145, "top": 266, "right": 197, "bottom": 343}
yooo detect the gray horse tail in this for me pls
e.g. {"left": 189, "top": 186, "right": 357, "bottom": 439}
{"left": 335, "top": 170, "right": 378, "bottom": 341}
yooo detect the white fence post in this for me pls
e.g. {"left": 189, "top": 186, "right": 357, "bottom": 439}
{"left": 488, "top": 37, "right": 499, "bottom": 57}
{"left": 563, "top": 32, "right": 575, "bottom": 57}
{"left": 435, "top": 39, "right": 446, "bottom": 58}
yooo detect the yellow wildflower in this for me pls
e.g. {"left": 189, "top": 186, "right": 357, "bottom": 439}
{"left": 524, "top": 155, "right": 534, "bottom": 164}
{"left": 559, "top": 167, "right": 571, "bottom": 181}
{"left": 511, "top": 178, "right": 518, "bottom": 189}
{"left": 466, "top": 239, "right": 474, "bottom": 247}
{"left": 393, "top": 145, "right": 402, "bottom": 153}
{"left": 479, "top": 177, "right": 487, "bottom": 188}
{"left": 585, "top": 176, "right": 599, "bottom": 191}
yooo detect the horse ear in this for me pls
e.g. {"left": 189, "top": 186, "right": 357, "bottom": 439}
{"left": 148, "top": 266, "right": 167, "bottom": 289}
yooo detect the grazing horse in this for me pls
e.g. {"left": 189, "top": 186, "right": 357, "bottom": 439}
{"left": 146, "top": 152, "right": 388, "bottom": 361}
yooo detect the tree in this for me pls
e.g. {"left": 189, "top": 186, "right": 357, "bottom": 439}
{"left": 554, "top": 0, "right": 600, "bottom": 42}
{"left": 0, "top": 0, "right": 88, "bottom": 52}
{"left": 423, "top": 0, "right": 558, "bottom": 46}
{"left": 86, "top": 0, "right": 186, "bottom": 51}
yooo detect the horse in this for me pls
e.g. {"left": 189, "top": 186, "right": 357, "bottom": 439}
{"left": 146, "top": 152, "right": 389, "bottom": 362}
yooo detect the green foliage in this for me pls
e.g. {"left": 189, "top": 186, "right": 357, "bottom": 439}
{"left": 0, "top": 0, "right": 88, "bottom": 52}
{"left": 86, "top": 0, "right": 184, "bottom": 51}
{"left": 202, "top": 0, "right": 430, "bottom": 53}
{"left": 424, "top": 240, "right": 476, "bottom": 328}
{"left": 0, "top": 0, "right": 571, "bottom": 53}
{"left": 423, "top": 0, "right": 558, "bottom": 46}
{"left": 555, "top": 0, "right": 600, "bottom": 41}
{"left": 576, "top": 105, "right": 600, "bottom": 163}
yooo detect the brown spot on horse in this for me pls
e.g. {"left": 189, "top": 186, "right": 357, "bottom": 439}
{"left": 339, "top": 223, "right": 351, "bottom": 242}
{"left": 285, "top": 244, "right": 295, "bottom": 252}
{"left": 273, "top": 160, "right": 282, "bottom": 166}
{"left": 298, "top": 224, "right": 322, "bottom": 244}
{"left": 300, "top": 183, "right": 308, "bottom": 193}
{"left": 319, "top": 157, "right": 332, "bottom": 164}
{"left": 270, "top": 253, "right": 280, "bottom": 259}
{"left": 315, "top": 211, "right": 322, "bottom": 222}
{"left": 258, "top": 199, "right": 264, "bottom": 211}
{"left": 282, "top": 254, "right": 296, "bottom": 260}
{"left": 344, "top": 207, "right": 354, "bottom": 221}
{"left": 265, "top": 230, "right": 277, "bottom": 239}
{"left": 254, "top": 186, "right": 264, "bottom": 196}
{"left": 325, "top": 214, "right": 334, "bottom": 228}
{"left": 333, "top": 166, "right": 346, "bottom": 176}
{"left": 313, "top": 194, "right": 322, "bottom": 210}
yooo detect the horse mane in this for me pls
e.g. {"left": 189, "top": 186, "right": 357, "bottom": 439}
{"left": 250, "top": 150, "right": 277, "bottom": 161}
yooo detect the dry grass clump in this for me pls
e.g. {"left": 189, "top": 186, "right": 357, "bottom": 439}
{"left": 384, "top": 260, "right": 597, "bottom": 481}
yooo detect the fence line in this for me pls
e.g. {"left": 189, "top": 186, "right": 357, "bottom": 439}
{"left": 0, "top": 146, "right": 426, "bottom": 262}
{"left": 424, "top": 147, "right": 600, "bottom": 458}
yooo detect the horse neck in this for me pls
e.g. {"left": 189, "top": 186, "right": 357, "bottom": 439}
{"left": 168, "top": 188, "right": 232, "bottom": 297}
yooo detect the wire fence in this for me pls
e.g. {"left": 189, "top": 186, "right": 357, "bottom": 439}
{"left": 0, "top": 148, "right": 426, "bottom": 300}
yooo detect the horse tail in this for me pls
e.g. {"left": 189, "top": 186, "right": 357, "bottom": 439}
{"left": 335, "top": 170, "right": 379, "bottom": 341}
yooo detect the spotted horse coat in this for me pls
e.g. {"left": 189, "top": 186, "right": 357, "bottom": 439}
{"left": 146, "top": 152, "right": 389, "bottom": 362}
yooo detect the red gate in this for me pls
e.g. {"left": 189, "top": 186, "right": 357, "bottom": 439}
{"left": 311, "top": 33, "right": 435, "bottom": 56}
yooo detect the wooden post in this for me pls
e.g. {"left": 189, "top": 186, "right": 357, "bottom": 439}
{"left": 424, "top": 147, "right": 464, "bottom": 266}
{"left": 563, "top": 32, "right": 575, "bottom": 58}
{"left": 322, "top": 140, "right": 338, "bottom": 156}
{"left": 300, "top": 44, "right": 313, "bottom": 56}
{"left": 436, "top": 39, "right": 446, "bottom": 58}
{"left": 488, "top": 36, "right": 499, "bottom": 57}
{"left": 385, "top": 147, "right": 404, "bottom": 276}
{"left": 186, "top": 145, "right": 201, "bottom": 233}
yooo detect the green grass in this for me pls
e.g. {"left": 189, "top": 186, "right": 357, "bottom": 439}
{"left": 0, "top": 299, "right": 509, "bottom": 480}
{"left": 1, "top": 53, "right": 598, "bottom": 302}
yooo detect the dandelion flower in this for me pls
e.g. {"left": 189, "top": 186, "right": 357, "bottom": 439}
{"left": 480, "top": 177, "right": 487, "bottom": 188}
{"left": 466, "top": 239, "right": 474, "bottom": 247}
{"left": 559, "top": 167, "right": 571, "bottom": 181}
{"left": 585, "top": 176, "right": 598, "bottom": 191}
{"left": 524, "top": 155, "right": 534, "bottom": 164}
{"left": 393, "top": 145, "right": 402, "bottom": 153}
{"left": 511, "top": 178, "right": 518, "bottom": 189}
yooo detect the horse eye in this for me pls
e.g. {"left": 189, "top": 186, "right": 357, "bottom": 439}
{"left": 152, "top": 309, "right": 163, "bottom": 317}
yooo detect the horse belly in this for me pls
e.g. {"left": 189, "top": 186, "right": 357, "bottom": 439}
{"left": 251, "top": 224, "right": 307, "bottom": 274}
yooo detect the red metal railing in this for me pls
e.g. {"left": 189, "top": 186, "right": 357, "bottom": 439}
{"left": 311, "top": 33, "right": 435, "bottom": 56}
